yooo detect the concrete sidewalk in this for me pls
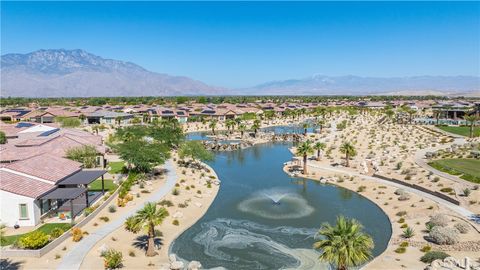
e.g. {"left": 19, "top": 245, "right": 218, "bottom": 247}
{"left": 57, "top": 159, "right": 178, "bottom": 270}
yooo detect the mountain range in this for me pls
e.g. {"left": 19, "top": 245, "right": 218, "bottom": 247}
{"left": 1, "top": 49, "right": 479, "bottom": 97}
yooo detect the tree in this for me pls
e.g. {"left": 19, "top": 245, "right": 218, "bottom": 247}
{"left": 115, "top": 116, "right": 123, "bottom": 126}
{"left": 464, "top": 115, "right": 479, "bottom": 138}
{"left": 226, "top": 119, "right": 235, "bottom": 134}
{"left": 317, "top": 119, "right": 325, "bottom": 133}
{"left": 126, "top": 203, "right": 169, "bottom": 256}
{"left": 314, "top": 216, "right": 374, "bottom": 270}
{"left": 55, "top": 117, "right": 81, "bottom": 128}
{"left": 0, "top": 131, "right": 7, "bottom": 144}
{"left": 239, "top": 124, "right": 247, "bottom": 137}
{"left": 252, "top": 119, "right": 261, "bottom": 136}
{"left": 209, "top": 119, "right": 218, "bottom": 135}
{"left": 340, "top": 142, "right": 356, "bottom": 167}
{"left": 385, "top": 109, "right": 394, "bottom": 122}
{"left": 302, "top": 123, "right": 309, "bottom": 135}
{"left": 178, "top": 141, "right": 214, "bottom": 164}
{"left": 234, "top": 117, "right": 242, "bottom": 128}
{"left": 313, "top": 142, "right": 326, "bottom": 161}
{"left": 296, "top": 140, "right": 313, "bottom": 174}
{"left": 65, "top": 145, "right": 99, "bottom": 168}
{"left": 113, "top": 139, "right": 170, "bottom": 172}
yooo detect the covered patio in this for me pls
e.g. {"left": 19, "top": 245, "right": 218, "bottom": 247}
{"left": 39, "top": 169, "right": 107, "bottom": 223}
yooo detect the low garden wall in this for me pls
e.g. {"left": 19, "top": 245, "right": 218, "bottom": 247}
{"left": 1, "top": 188, "right": 119, "bottom": 258}
{"left": 373, "top": 174, "right": 460, "bottom": 206}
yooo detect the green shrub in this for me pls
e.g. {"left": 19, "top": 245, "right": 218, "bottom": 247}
{"left": 397, "top": 218, "right": 405, "bottom": 223}
{"left": 400, "top": 241, "right": 409, "bottom": 248}
{"left": 102, "top": 249, "right": 123, "bottom": 269}
{"left": 402, "top": 227, "right": 415, "bottom": 238}
{"left": 158, "top": 200, "right": 174, "bottom": 207}
{"left": 172, "top": 188, "right": 180, "bottom": 196}
{"left": 124, "top": 216, "right": 141, "bottom": 233}
{"left": 394, "top": 247, "right": 406, "bottom": 254}
{"left": 108, "top": 205, "right": 117, "bottom": 213}
{"left": 396, "top": 211, "right": 407, "bottom": 217}
{"left": 18, "top": 231, "right": 50, "bottom": 249}
{"left": 50, "top": 228, "right": 65, "bottom": 238}
{"left": 172, "top": 219, "right": 179, "bottom": 226}
{"left": 420, "top": 245, "right": 432, "bottom": 253}
{"left": 420, "top": 251, "right": 450, "bottom": 263}
{"left": 440, "top": 187, "right": 453, "bottom": 193}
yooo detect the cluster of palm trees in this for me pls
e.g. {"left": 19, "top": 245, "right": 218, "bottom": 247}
{"left": 464, "top": 114, "right": 479, "bottom": 138}
{"left": 207, "top": 117, "right": 262, "bottom": 137}
{"left": 296, "top": 140, "right": 356, "bottom": 174}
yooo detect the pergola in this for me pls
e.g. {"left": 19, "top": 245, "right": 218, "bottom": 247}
{"left": 40, "top": 169, "right": 107, "bottom": 223}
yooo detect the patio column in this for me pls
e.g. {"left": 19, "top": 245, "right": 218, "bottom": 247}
{"left": 101, "top": 175, "right": 105, "bottom": 194}
{"left": 85, "top": 189, "right": 89, "bottom": 207}
{"left": 70, "top": 199, "right": 75, "bottom": 224}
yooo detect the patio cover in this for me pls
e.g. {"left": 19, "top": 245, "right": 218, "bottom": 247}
{"left": 59, "top": 170, "right": 107, "bottom": 185}
{"left": 40, "top": 187, "right": 87, "bottom": 200}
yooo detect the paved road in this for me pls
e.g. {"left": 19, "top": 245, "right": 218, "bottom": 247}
{"left": 57, "top": 159, "right": 178, "bottom": 270}
{"left": 307, "top": 163, "right": 476, "bottom": 220}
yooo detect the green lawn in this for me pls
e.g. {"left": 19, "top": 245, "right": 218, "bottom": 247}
{"left": 436, "top": 125, "right": 480, "bottom": 137}
{"left": 88, "top": 179, "right": 117, "bottom": 192}
{"left": 108, "top": 161, "right": 125, "bottom": 174}
{"left": 429, "top": 158, "right": 480, "bottom": 184}
{"left": 1, "top": 223, "right": 71, "bottom": 246}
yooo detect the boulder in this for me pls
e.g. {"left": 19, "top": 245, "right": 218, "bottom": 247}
{"left": 169, "top": 254, "right": 177, "bottom": 263}
{"left": 170, "top": 261, "right": 184, "bottom": 270}
{"left": 97, "top": 243, "right": 109, "bottom": 255}
{"left": 188, "top": 261, "right": 202, "bottom": 270}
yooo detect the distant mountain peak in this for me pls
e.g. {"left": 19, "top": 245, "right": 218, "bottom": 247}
{"left": 1, "top": 49, "right": 225, "bottom": 97}
{"left": 1, "top": 49, "right": 147, "bottom": 75}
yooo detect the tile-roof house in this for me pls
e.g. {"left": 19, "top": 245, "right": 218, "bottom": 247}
{"left": 0, "top": 153, "right": 107, "bottom": 227}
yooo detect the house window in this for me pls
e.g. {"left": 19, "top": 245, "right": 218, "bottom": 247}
{"left": 19, "top": 204, "right": 29, "bottom": 220}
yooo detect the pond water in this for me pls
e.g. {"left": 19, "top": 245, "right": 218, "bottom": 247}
{"left": 171, "top": 136, "right": 391, "bottom": 269}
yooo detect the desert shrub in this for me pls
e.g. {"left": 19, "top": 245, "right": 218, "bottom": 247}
{"left": 394, "top": 247, "right": 406, "bottom": 254}
{"left": 398, "top": 194, "right": 410, "bottom": 201}
{"left": 72, "top": 228, "right": 83, "bottom": 242}
{"left": 102, "top": 249, "right": 123, "bottom": 269}
{"left": 108, "top": 205, "right": 117, "bottom": 213}
{"left": 428, "top": 214, "right": 449, "bottom": 227}
{"left": 172, "top": 219, "right": 179, "bottom": 226}
{"left": 400, "top": 241, "right": 409, "bottom": 248}
{"left": 158, "top": 200, "right": 174, "bottom": 207}
{"left": 128, "top": 250, "right": 136, "bottom": 257}
{"left": 172, "top": 188, "right": 180, "bottom": 196}
{"left": 462, "top": 188, "right": 471, "bottom": 197}
{"left": 357, "top": 186, "right": 366, "bottom": 192}
{"left": 428, "top": 226, "right": 459, "bottom": 245}
{"left": 18, "top": 231, "right": 50, "bottom": 249}
{"left": 124, "top": 216, "right": 140, "bottom": 233}
{"left": 50, "top": 227, "right": 65, "bottom": 238}
{"left": 453, "top": 222, "right": 470, "bottom": 234}
{"left": 440, "top": 187, "right": 453, "bottom": 193}
{"left": 396, "top": 211, "right": 407, "bottom": 217}
{"left": 84, "top": 207, "right": 95, "bottom": 217}
{"left": 99, "top": 216, "right": 110, "bottom": 222}
{"left": 397, "top": 218, "right": 405, "bottom": 223}
{"left": 394, "top": 188, "right": 406, "bottom": 196}
{"left": 402, "top": 227, "right": 415, "bottom": 238}
{"left": 420, "top": 251, "right": 450, "bottom": 263}
{"left": 420, "top": 245, "right": 431, "bottom": 253}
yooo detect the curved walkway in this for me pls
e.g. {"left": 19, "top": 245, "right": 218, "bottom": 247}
{"left": 57, "top": 159, "right": 178, "bottom": 270}
{"left": 307, "top": 163, "right": 476, "bottom": 220}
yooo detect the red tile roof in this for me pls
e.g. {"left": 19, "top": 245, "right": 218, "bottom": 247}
{"left": 5, "top": 153, "right": 81, "bottom": 183}
{"left": 0, "top": 170, "right": 55, "bottom": 198}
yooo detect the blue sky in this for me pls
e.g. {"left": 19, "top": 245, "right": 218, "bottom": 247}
{"left": 1, "top": 1, "right": 479, "bottom": 88}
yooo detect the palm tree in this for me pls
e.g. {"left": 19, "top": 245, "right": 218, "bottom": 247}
{"left": 313, "top": 142, "right": 326, "bottom": 161}
{"left": 209, "top": 119, "right": 218, "bottom": 135}
{"left": 464, "top": 115, "right": 479, "bottom": 138}
{"left": 234, "top": 117, "right": 242, "bottom": 129}
{"left": 226, "top": 119, "right": 235, "bottom": 134}
{"left": 385, "top": 109, "right": 394, "bottom": 122}
{"left": 340, "top": 142, "right": 356, "bottom": 167}
{"left": 296, "top": 140, "right": 313, "bottom": 174}
{"left": 115, "top": 116, "right": 123, "bottom": 126}
{"left": 317, "top": 119, "right": 325, "bottom": 133}
{"left": 302, "top": 123, "right": 309, "bottom": 136}
{"left": 314, "top": 216, "right": 374, "bottom": 270}
{"left": 239, "top": 124, "right": 247, "bottom": 137}
{"left": 252, "top": 119, "right": 261, "bottom": 136}
{"left": 127, "top": 202, "right": 169, "bottom": 257}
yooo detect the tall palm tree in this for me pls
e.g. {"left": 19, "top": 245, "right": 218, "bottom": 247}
{"left": 317, "top": 119, "right": 325, "bottom": 133}
{"left": 296, "top": 140, "right": 313, "bottom": 174}
{"left": 239, "top": 124, "right": 247, "bottom": 137}
{"left": 127, "top": 202, "right": 169, "bottom": 257}
{"left": 340, "top": 142, "right": 356, "bottom": 167}
{"left": 464, "top": 115, "right": 479, "bottom": 138}
{"left": 385, "top": 109, "right": 394, "bottom": 122}
{"left": 209, "top": 119, "right": 218, "bottom": 135}
{"left": 313, "top": 142, "right": 326, "bottom": 161}
{"left": 302, "top": 123, "right": 309, "bottom": 136}
{"left": 252, "top": 119, "right": 261, "bottom": 136}
{"left": 234, "top": 117, "right": 242, "bottom": 129}
{"left": 314, "top": 216, "right": 374, "bottom": 270}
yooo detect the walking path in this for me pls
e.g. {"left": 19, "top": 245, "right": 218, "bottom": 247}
{"left": 413, "top": 136, "right": 474, "bottom": 186}
{"left": 57, "top": 159, "right": 178, "bottom": 270}
{"left": 307, "top": 163, "right": 476, "bottom": 220}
